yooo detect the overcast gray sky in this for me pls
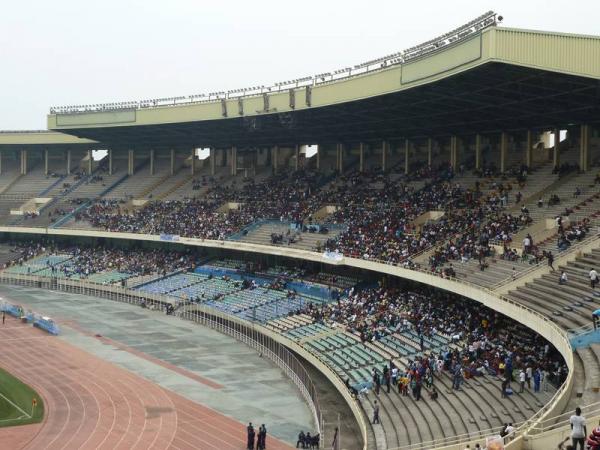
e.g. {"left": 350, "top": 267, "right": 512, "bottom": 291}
{"left": 1, "top": 0, "right": 599, "bottom": 130}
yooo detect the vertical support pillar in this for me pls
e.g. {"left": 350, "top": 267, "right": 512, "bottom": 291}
{"left": 44, "top": 149, "right": 49, "bottom": 175}
{"left": 449, "top": 136, "right": 456, "bottom": 169}
{"left": 336, "top": 143, "right": 344, "bottom": 173}
{"left": 359, "top": 143, "right": 364, "bottom": 172}
{"left": 108, "top": 149, "right": 113, "bottom": 175}
{"left": 295, "top": 145, "right": 300, "bottom": 171}
{"left": 149, "top": 149, "right": 155, "bottom": 175}
{"left": 580, "top": 124, "right": 590, "bottom": 172}
{"left": 0, "top": 149, "right": 2, "bottom": 175}
{"left": 475, "top": 134, "right": 482, "bottom": 170}
{"left": 427, "top": 138, "right": 432, "bottom": 167}
{"left": 170, "top": 149, "right": 175, "bottom": 175}
{"left": 404, "top": 139, "right": 410, "bottom": 175}
{"left": 21, "top": 149, "right": 27, "bottom": 175}
{"left": 553, "top": 128, "right": 560, "bottom": 167}
{"left": 87, "top": 149, "right": 92, "bottom": 175}
{"left": 190, "top": 148, "right": 195, "bottom": 175}
{"left": 500, "top": 132, "right": 508, "bottom": 173}
{"left": 382, "top": 140, "right": 388, "bottom": 172}
{"left": 128, "top": 149, "right": 134, "bottom": 176}
{"left": 210, "top": 148, "right": 216, "bottom": 176}
{"left": 526, "top": 130, "right": 533, "bottom": 168}
{"left": 316, "top": 145, "right": 320, "bottom": 171}
{"left": 231, "top": 146, "right": 237, "bottom": 176}
{"left": 66, "top": 149, "right": 71, "bottom": 174}
{"left": 272, "top": 145, "right": 278, "bottom": 173}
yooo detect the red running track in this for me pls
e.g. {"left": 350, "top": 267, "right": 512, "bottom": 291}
{"left": 0, "top": 316, "right": 296, "bottom": 450}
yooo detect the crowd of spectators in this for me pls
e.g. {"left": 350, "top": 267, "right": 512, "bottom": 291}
{"left": 76, "top": 170, "right": 328, "bottom": 239}
{"left": 322, "top": 167, "right": 533, "bottom": 268}
{"left": 300, "top": 283, "right": 567, "bottom": 396}
{"left": 2, "top": 242, "right": 200, "bottom": 280}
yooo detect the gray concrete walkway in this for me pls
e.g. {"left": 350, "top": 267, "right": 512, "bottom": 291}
{"left": 0, "top": 284, "right": 315, "bottom": 444}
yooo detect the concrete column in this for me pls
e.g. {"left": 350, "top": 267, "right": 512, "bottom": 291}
{"left": 150, "top": 149, "right": 155, "bottom": 175}
{"left": 500, "top": 132, "right": 508, "bottom": 173}
{"left": 190, "top": 148, "right": 195, "bottom": 175}
{"left": 382, "top": 140, "right": 388, "bottom": 172}
{"left": 67, "top": 150, "right": 71, "bottom": 174}
{"left": 525, "top": 130, "right": 533, "bottom": 168}
{"left": 580, "top": 124, "right": 590, "bottom": 172}
{"left": 44, "top": 149, "right": 49, "bottom": 175}
{"left": 20, "top": 149, "right": 27, "bottom": 175}
{"left": 427, "top": 138, "right": 432, "bottom": 167}
{"left": 404, "top": 139, "right": 410, "bottom": 175}
{"left": 316, "top": 145, "right": 320, "bottom": 171}
{"left": 170, "top": 149, "right": 175, "bottom": 175}
{"left": 295, "top": 145, "right": 300, "bottom": 170}
{"left": 272, "top": 145, "right": 278, "bottom": 173}
{"left": 359, "top": 143, "right": 365, "bottom": 172}
{"left": 128, "top": 149, "right": 134, "bottom": 175}
{"left": 231, "top": 146, "right": 237, "bottom": 176}
{"left": 475, "top": 134, "right": 482, "bottom": 170}
{"left": 108, "top": 149, "right": 113, "bottom": 175}
{"left": 87, "top": 150, "right": 92, "bottom": 175}
{"left": 210, "top": 148, "right": 216, "bottom": 176}
{"left": 553, "top": 128, "right": 560, "bottom": 167}
{"left": 336, "top": 143, "right": 344, "bottom": 173}
{"left": 449, "top": 137, "right": 456, "bottom": 169}
{"left": 0, "top": 150, "right": 2, "bottom": 175}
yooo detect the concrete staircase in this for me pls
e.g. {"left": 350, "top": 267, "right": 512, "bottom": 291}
{"left": 505, "top": 248, "right": 600, "bottom": 410}
{"left": 237, "top": 222, "right": 342, "bottom": 252}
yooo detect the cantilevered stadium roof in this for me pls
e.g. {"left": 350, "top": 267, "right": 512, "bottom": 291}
{"left": 45, "top": 25, "right": 600, "bottom": 150}
{"left": 0, "top": 130, "right": 97, "bottom": 150}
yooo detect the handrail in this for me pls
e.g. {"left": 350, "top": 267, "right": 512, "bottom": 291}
{"left": 0, "top": 272, "right": 370, "bottom": 450}
{"left": 488, "top": 231, "right": 600, "bottom": 290}
{"left": 527, "top": 401, "right": 600, "bottom": 433}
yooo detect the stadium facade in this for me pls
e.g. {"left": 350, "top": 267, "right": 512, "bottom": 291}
{"left": 1, "top": 12, "right": 600, "bottom": 450}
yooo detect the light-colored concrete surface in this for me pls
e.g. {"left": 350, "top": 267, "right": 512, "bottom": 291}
{"left": 0, "top": 284, "right": 315, "bottom": 444}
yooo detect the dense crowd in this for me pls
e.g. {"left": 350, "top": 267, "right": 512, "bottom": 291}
{"left": 301, "top": 284, "right": 567, "bottom": 395}
{"left": 76, "top": 170, "right": 328, "bottom": 239}
{"left": 59, "top": 163, "right": 594, "bottom": 281}
{"left": 2, "top": 242, "right": 200, "bottom": 280}
{"left": 323, "top": 167, "right": 533, "bottom": 268}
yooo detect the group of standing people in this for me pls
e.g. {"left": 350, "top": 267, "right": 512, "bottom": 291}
{"left": 247, "top": 423, "right": 267, "bottom": 450}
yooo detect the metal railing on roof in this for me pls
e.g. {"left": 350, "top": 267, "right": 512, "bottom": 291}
{"left": 49, "top": 12, "right": 498, "bottom": 115}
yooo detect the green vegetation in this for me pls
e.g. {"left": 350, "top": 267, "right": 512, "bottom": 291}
{"left": 0, "top": 366, "right": 43, "bottom": 427}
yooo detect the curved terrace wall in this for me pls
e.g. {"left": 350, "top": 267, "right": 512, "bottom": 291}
{"left": 0, "top": 226, "right": 575, "bottom": 449}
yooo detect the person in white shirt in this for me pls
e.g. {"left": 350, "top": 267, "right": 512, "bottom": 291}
{"left": 590, "top": 268, "right": 598, "bottom": 289}
{"left": 519, "top": 369, "right": 526, "bottom": 393}
{"left": 505, "top": 423, "right": 515, "bottom": 440}
{"left": 522, "top": 236, "right": 531, "bottom": 254}
{"left": 559, "top": 271, "right": 568, "bottom": 285}
{"left": 569, "top": 407, "right": 587, "bottom": 450}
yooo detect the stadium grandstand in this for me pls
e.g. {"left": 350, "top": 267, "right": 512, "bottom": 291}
{"left": 0, "top": 9, "right": 600, "bottom": 450}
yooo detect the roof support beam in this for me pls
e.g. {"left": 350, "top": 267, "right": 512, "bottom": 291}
{"left": 475, "top": 134, "right": 482, "bottom": 170}
{"left": 359, "top": 142, "right": 365, "bottom": 173}
{"left": 500, "top": 132, "right": 508, "bottom": 174}
{"left": 404, "top": 139, "right": 410, "bottom": 175}
{"left": 427, "top": 138, "right": 432, "bottom": 167}
{"left": 525, "top": 131, "right": 533, "bottom": 168}
{"left": 553, "top": 128, "right": 560, "bottom": 168}
{"left": 580, "top": 124, "right": 590, "bottom": 172}
{"left": 128, "top": 149, "right": 134, "bottom": 176}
